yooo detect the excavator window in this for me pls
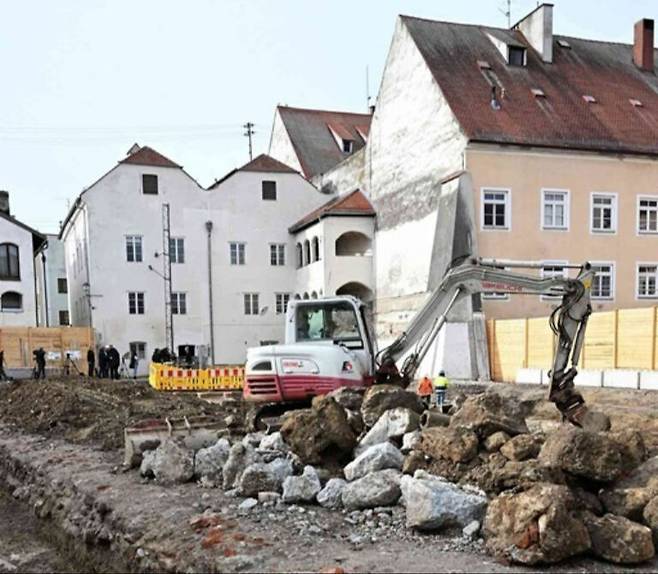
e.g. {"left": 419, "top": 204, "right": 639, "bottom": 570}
{"left": 295, "top": 301, "right": 363, "bottom": 348}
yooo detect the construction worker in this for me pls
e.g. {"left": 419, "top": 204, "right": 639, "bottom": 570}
{"left": 417, "top": 375, "right": 433, "bottom": 408}
{"left": 433, "top": 370, "right": 449, "bottom": 408}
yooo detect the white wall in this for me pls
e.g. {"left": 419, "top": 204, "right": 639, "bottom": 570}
{"left": 206, "top": 170, "right": 327, "bottom": 363}
{"left": 268, "top": 110, "right": 304, "bottom": 174}
{"left": 0, "top": 217, "right": 37, "bottom": 327}
{"left": 35, "top": 235, "right": 69, "bottom": 327}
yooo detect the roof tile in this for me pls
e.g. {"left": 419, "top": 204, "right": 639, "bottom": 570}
{"left": 289, "top": 190, "right": 375, "bottom": 233}
{"left": 119, "top": 146, "right": 181, "bottom": 168}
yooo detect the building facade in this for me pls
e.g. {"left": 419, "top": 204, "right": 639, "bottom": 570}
{"left": 35, "top": 234, "right": 70, "bottom": 327}
{"left": 0, "top": 191, "right": 45, "bottom": 327}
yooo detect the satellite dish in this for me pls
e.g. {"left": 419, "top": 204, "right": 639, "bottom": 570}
{"left": 260, "top": 306, "right": 269, "bottom": 316}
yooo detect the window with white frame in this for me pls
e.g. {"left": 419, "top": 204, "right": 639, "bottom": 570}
{"left": 591, "top": 194, "right": 616, "bottom": 233}
{"left": 591, "top": 263, "right": 614, "bottom": 300}
{"left": 275, "top": 293, "right": 290, "bottom": 315}
{"left": 638, "top": 264, "right": 658, "bottom": 298}
{"left": 542, "top": 190, "right": 569, "bottom": 229}
{"left": 230, "top": 242, "right": 245, "bottom": 265}
{"left": 270, "top": 244, "right": 285, "bottom": 266}
{"left": 482, "top": 265, "right": 509, "bottom": 300}
{"left": 482, "top": 189, "right": 509, "bottom": 229}
{"left": 128, "top": 292, "right": 145, "bottom": 314}
{"left": 638, "top": 198, "right": 658, "bottom": 234}
{"left": 244, "top": 293, "right": 259, "bottom": 315}
{"left": 169, "top": 238, "right": 185, "bottom": 263}
{"left": 130, "top": 341, "right": 147, "bottom": 360}
{"left": 126, "top": 235, "right": 143, "bottom": 262}
{"left": 541, "top": 262, "right": 567, "bottom": 300}
{"left": 171, "top": 292, "right": 187, "bottom": 315}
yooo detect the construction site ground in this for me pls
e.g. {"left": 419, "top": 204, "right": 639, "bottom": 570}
{"left": 1, "top": 377, "right": 658, "bottom": 573}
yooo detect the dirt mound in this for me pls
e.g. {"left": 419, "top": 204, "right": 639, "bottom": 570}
{"left": 0, "top": 378, "right": 238, "bottom": 450}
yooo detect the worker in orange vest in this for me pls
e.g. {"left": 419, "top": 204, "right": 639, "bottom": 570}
{"left": 417, "top": 375, "right": 433, "bottom": 408}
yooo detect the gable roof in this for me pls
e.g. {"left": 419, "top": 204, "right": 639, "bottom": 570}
{"left": 208, "top": 154, "right": 299, "bottom": 190}
{"left": 119, "top": 145, "right": 181, "bottom": 168}
{"left": 0, "top": 211, "right": 46, "bottom": 253}
{"left": 289, "top": 190, "right": 375, "bottom": 233}
{"left": 275, "top": 106, "right": 373, "bottom": 178}
{"left": 401, "top": 15, "right": 658, "bottom": 156}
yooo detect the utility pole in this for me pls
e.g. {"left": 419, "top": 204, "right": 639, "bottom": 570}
{"left": 162, "top": 203, "right": 174, "bottom": 353}
{"left": 243, "top": 122, "right": 255, "bottom": 161}
{"left": 500, "top": 0, "right": 512, "bottom": 27}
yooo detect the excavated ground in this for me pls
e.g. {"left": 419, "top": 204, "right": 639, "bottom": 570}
{"left": 2, "top": 378, "right": 658, "bottom": 572}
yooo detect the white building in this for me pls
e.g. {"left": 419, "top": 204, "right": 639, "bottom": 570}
{"left": 0, "top": 191, "right": 45, "bottom": 327}
{"left": 35, "top": 234, "right": 70, "bottom": 326}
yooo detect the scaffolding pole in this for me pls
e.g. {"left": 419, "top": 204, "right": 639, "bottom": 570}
{"left": 162, "top": 203, "right": 174, "bottom": 353}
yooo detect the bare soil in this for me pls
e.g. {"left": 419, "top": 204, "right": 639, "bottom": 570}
{"left": 0, "top": 378, "right": 238, "bottom": 450}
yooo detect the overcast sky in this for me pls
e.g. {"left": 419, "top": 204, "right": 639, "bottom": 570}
{"left": 1, "top": 0, "right": 655, "bottom": 233}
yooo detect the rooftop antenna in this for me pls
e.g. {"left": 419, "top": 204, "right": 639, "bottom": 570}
{"left": 499, "top": 0, "right": 512, "bottom": 27}
{"left": 243, "top": 122, "right": 255, "bottom": 161}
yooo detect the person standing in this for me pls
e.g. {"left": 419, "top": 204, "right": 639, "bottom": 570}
{"left": 87, "top": 348, "right": 96, "bottom": 378}
{"left": 417, "top": 375, "right": 433, "bottom": 409}
{"left": 98, "top": 347, "right": 108, "bottom": 378}
{"left": 108, "top": 345, "right": 120, "bottom": 379}
{"left": 34, "top": 348, "right": 47, "bottom": 380}
{"left": 129, "top": 352, "right": 139, "bottom": 379}
{"left": 0, "top": 350, "right": 8, "bottom": 381}
{"left": 433, "top": 370, "right": 450, "bottom": 409}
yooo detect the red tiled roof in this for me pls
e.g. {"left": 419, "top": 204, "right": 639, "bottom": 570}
{"left": 119, "top": 145, "right": 181, "bottom": 168}
{"left": 276, "top": 107, "right": 373, "bottom": 178}
{"left": 402, "top": 16, "right": 658, "bottom": 156}
{"left": 289, "top": 190, "right": 375, "bottom": 233}
{"left": 239, "top": 154, "right": 298, "bottom": 174}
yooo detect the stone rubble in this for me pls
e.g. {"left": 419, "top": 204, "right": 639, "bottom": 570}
{"left": 343, "top": 442, "right": 404, "bottom": 481}
{"left": 282, "top": 465, "right": 322, "bottom": 503}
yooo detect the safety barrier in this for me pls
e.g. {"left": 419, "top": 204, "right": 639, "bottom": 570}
{"left": 149, "top": 362, "right": 244, "bottom": 391}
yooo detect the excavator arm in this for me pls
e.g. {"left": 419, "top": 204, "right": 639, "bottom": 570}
{"left": 375, "top": 257, "right": 596, "bottom": 427}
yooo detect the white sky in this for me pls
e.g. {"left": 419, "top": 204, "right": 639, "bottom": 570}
{"left": 1, "top": 0, "right": 655, "bottom": 233}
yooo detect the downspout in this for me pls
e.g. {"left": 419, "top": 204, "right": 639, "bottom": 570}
{"left": 41, "top": 252, "right": 49, "bottom": 327}
{"left": 205, "top": 221, "right": 216, "bottom": 364}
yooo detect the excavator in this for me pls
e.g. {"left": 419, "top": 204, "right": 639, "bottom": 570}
{"left": 244, "top": 257, "right": 608, "bottom": 431}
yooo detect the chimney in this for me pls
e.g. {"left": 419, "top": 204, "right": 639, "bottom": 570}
{"left": 634, "top": 19, "right": 654, "bottom": 72}
{"left": 513, "top": 3, "right": 554, "bottom": 63}
{"left": 0, "top": 191, "right": 9, "bottom": 215}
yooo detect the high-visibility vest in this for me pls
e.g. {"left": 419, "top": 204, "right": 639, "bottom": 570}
{"left": 418, "top": 377, "right": 433, "bottom": 396}
{"left": 433, "top": 375, "right": 449, "bottom": 389}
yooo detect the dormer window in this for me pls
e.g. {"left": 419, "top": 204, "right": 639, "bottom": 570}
{"left": 342, "top": 139, "right": 354, "bottom": 153}
{"left": 508, "top": 46, "right": 527, "bottom": 66}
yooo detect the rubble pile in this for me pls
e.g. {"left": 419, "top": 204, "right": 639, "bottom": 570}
{"left": 136, "top": 384, "right": 658, "bottom": 566}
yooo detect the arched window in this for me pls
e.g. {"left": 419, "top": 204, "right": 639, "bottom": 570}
{"left": 312, "top": 237, "right": 320, "bottom": 262}
{"left": 1, "top": 291, "right": 22, "bottom": 311}
{"left": 336, "top": 282, "right": 374, "bottom": 303}
{"left": 304, "top": 240, "right": 311, "bottom": 266}
{"left": 295, "top": 243, "right": 303, "bottom": 268}
{"left": 303, "top": 292, "right": 310, "bottom": 300}
{"left": 311, "top": 291, "right": 318, "bottom": 299}
{"left": 0, "top": 243, "right": 20, "bottom": 280}
{"left": 335, "top": 232, "right": 372, "bottom": 257}
{"left": 294, "top": 294, "right": 301, "bottom": 300}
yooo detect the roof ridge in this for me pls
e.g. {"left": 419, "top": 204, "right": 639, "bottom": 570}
{"left": 399, "top": 14, "right": 509, "bottom": 33}
{"left": 277, "top": 105, "right": 372, "bottom": 118}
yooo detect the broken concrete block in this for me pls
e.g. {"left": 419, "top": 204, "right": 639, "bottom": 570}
{"left": 222, "top": 443, "right": 259, "bottom": 491}
{"left": 238, "top": 498, "right": 258, "bottom": 511}
{"left": 282, "top": 465, "right": 322, "bottom": 503}
{"left": 344, "top": 442, "right": 404, "bottom": 482}
{"left": 500, "top": 433, "right": 543, "bottom": 461}
{"left": 609, "top": 429, "right": 647, "bottom": 471}
{"left": 259, "top": 432, "right": 288, "bottom": 453}
{"left": 600, "top": 456, "right": 658, "bottom": 519}
{"left": 360, "top": 385, "right": 424, "bottom": 428}
{"left": 483, "top": 431, "right": 510, "bottom": 452}
{"left": 341, "top": 469, "right": 402, "bottom": 510}
{"left": 327, "top": 386, "right": 365, "bottom": 411}
{"left": 194, "top": 438, "right": 231, "bottom": 482}
{"left": 317, "top": 478, "right": 347, "bottom": 509}
{"left": 238, "top": 457, "right": 294, "bottom": 497}
{"left": 144, "top": 438, "right": 195, "bottom": 486}
{"left": 400, "top": 471, "right": 487, "bottom": 531}
{"left": 583, "top": 512, "right": 655, "bottom": 564}
{"left": 356, "top": 408, "right": 420, "bottom": 454}
{"left": 401, "top": 430, "right": 421, "bottom": 454}
{"left": 257, "top": 491, "right": 281, "bottom": 505}
{"left": 450, "top": 391, "right": 528, "bottom": 438}
{"left": 417, "top": 426, "right": 479, "bottom": 464}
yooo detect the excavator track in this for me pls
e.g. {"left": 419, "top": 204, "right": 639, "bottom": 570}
{"left": 244, "top": 401, "right": 312, "bottom": 433}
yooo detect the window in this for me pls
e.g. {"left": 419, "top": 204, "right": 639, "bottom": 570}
{"left": 542, "top": 190, "right": 569, "bottom": 230}
{"left": 244, "top": 293, "right": 259, "bottom": 315}
{"left": 276, "top": 293, "right": 290, "bottom": 315}
{"left": 142, "top": 174, "right": 158, "bottom": 195}
{"left": 230, "top": 242, "right": 245, "bottom": 265}
{"left": 270, "top": 244, "right": 285, "bottom": 266}
{"left": 638, "top": 265, "right": 658, "bottom": 298}
{"left": 312, "top": 237, "right": 320, "bottom": 262}
{"left": 0, "top": 243, "right": 20, "bottom": 280}
{"left": 296, "top": 243, "right": 303, "bottom": 268}
{"left": 638, "top": 197, "right": 658, "bottom": 234}
{"left": 482, "top": 189, "right": 510, "bottom": 229}
{"left": 1, "top": 291, "right": 22, "bottom": 311}
{"left": 541, "top": 262, "right": 568, "bottom": 300}
{"left": 57, "top": 278, "right": 68, "bottom": 294}
{"left": 171, "top": 292, "right": 187, "bottom": 315}
{"left": 129, "top": 342, "right": 147, "bottom": 360}
{"left": 169, "top": 238, "right": 185, "bottom": 264}
{"left": 591, "top": 263, "right": 614, "bottom": 300}
{"left": 508, "top": 46, "right": 526, "bottom": 66}
{"left": 128, "top": 292, "right": 145, "bottom": 315}
{"left": 591, "top": 194, "right": 617, "bottom": 233}
{"left": 295, "top": 300, "right": 363, "bottom": 349}
{"left": 126, "top": 235, "right": 143, "bottom": 263}
{"left": 342, "top": 139, "right": 354, "bottom": 153}
{"left": 304, "top": 240, "right": 311, "bottom": 265}
{"left": 262, "top": 181, "right": 277, "bottom": 201}
{"left": 59, "top": 310, "right": 70, "bottom": 325}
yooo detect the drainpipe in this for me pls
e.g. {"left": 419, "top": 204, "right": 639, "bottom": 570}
{"left": 41, "top": 252, "right": 49, "bottom": 327}
{"left": 205, "top": 221, "right": 216, "bottom": 365}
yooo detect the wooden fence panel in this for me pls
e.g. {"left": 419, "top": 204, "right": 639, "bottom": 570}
{"left": 527, "top": 317, "right": 554, "bottom": 368}
{"left": 582, "top": 311, "right": 616, "bottom": 370}
{"left": 616, "top": 308, "right": 655, "bottom": 370}
{"left": 489, "top": 319, "right": 526, "bottom": 382}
